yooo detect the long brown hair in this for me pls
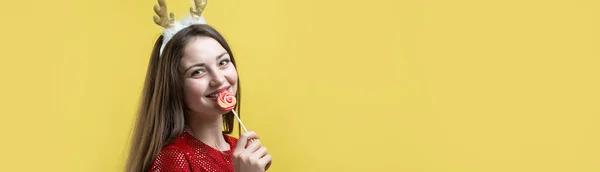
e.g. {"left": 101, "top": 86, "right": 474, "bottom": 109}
{"left": 125, "top": 24, "right": 241, "bottom": 172}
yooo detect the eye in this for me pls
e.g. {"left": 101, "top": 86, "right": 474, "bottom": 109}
{"left": 219, "top": 59, "right": 230, "bottom": 66}
{"left": 191, "top": 69, "right": 205, "bottom": 77}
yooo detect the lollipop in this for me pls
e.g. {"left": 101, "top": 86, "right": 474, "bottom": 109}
{"left": 218, "top": 90, "right": 248, "bottom": 132}
{"left": 217, "top": 90, "right": 236, "bottom": 111}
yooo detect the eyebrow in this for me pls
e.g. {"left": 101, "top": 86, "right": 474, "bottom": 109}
{"left": 183, "top": 52, "right": 229, "bottom": 73}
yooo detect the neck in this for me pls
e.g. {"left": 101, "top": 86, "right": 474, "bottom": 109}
{"left": 185, "top": 112, "right": 230, "bottom": 151}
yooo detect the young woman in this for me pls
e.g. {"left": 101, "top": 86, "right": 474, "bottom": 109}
{"left": 125, "top": 1, "right": 272, "bottom": 171}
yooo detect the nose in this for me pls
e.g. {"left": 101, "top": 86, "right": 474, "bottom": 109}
{"left": 208, "top": 70, "right": 225, "bottom": 87}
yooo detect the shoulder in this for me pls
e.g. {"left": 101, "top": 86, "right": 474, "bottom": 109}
{"left": 156, "top": 146, "right": 187, "bottom": 160}
{"left": 149, "top": 138, "right": 192, "bottom": 171}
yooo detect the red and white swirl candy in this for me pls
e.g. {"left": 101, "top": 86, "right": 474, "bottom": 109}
{"left": 218, "top": 90, "right": 237, "bottom": 111}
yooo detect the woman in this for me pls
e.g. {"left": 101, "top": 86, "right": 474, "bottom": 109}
{"left": 125, "top": 0, "right": 272, "bottom": 171}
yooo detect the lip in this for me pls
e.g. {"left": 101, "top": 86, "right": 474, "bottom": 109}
{"left": 206, "top": 86, "right": 231, "bottom": 98}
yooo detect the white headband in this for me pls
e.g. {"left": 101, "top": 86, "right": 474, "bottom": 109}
{"left": 153, "top": 0, "right": 208, "bottom": 55}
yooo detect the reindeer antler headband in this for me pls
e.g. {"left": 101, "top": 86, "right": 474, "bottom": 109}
{"left": 154, "top": 0, "right": 208, "bottom": 55}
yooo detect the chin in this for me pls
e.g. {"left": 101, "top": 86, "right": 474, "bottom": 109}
{"left": 203, "top": 106, "right": 230, "bottom": 116}
{"left": 189, "top": 99, "right": 230, "bottom": 116}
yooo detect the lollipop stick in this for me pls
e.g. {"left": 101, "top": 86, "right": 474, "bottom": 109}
{"left": 231, "top": 109, "right": 247, "bottom": 132}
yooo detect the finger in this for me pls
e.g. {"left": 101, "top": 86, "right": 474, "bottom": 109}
{"left": 259, "top": 154, "right": 272, "bottom": 170}
{"left": 240, "top": 140, "right": 262, "bottom": 156}
{"left": 265, "top": 161, "right": 272, "bottom": 171}
{"left": 233, "top": 131, "right": 259, "bottom": 155}
{"left": 251, "top": 147, "right": 268, "bottom": 159}
{"left": 246, "top": 139, "right": 261, "bottom": 148}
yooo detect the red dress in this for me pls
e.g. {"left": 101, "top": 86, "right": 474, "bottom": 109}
{"left": 149, "top": 131, "right": 238, "bottom": 172}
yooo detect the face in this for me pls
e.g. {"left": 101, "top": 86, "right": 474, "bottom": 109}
{"left": 179, "top": 36, "right": 238, "bottom": 117}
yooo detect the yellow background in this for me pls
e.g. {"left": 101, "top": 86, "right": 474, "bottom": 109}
{"left": 1, "top": 0, "right": 599, "bottom": 171}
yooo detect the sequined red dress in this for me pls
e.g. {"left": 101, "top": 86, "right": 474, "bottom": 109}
{"left": 149, "top": 131, "right": 238, "bottom": 172}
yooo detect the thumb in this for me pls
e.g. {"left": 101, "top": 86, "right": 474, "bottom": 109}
{"left": 233, "top": 131, "right": 259, "bottom": 154}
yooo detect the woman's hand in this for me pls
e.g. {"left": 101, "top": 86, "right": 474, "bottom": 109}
{"left": 233, "top": 131, "right": 272, "bottom": 172}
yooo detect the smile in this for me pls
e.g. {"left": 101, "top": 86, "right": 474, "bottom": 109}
{"left": 205, "top": 86, "right": 231, "bottom": 100}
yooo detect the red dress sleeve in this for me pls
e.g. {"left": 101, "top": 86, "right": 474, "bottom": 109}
{"left": 149, "top": 146, "right": 191, "bottom": 172}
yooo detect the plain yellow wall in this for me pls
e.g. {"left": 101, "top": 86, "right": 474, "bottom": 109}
{"left": 1, "top": 0, "right": 599, "bottom": 171}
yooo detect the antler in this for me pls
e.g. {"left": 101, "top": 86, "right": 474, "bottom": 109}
{"left": 153, "top": 0, "right": 175, "bottom": 28}
{"left": 190, "top": 0, "right": 207, "bottom": 17}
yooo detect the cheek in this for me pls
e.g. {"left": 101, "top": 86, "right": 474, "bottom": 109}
{"left": 225, "top": 67, "right": 239, "bottom": 88}
{"left": 183, "top": 79, "right": 208, "bottom": 103}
